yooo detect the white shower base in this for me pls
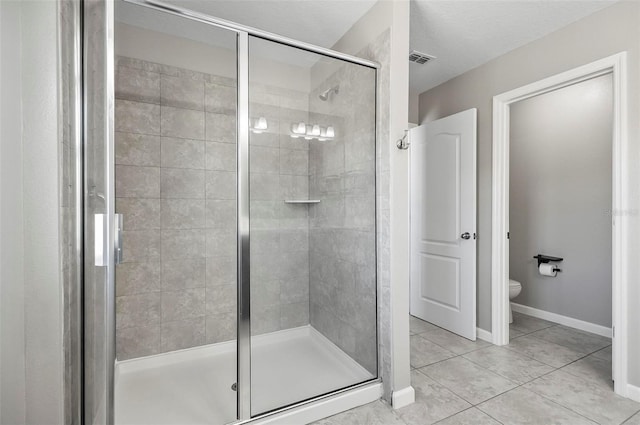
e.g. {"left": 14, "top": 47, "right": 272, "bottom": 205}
{"left": 115, "top": 325, "right": 375, "bottom": 425}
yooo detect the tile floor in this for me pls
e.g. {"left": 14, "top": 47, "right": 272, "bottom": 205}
{"left": 314, "top": 312, "right": 640, "bottom": 425}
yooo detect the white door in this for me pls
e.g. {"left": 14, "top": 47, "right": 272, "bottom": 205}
{"left": 410, "top": 109, "right": 477, "bottom": 340}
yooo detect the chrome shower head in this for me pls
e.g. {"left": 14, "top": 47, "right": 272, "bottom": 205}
{"left": 319, "top": 85, "right": 339, "bottom": 101}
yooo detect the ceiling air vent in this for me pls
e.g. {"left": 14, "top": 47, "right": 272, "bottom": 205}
{"left": 409, "top": 50, "right": 435, "bottom": 65}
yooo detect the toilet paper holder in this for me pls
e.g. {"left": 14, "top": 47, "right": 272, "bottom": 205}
{"left": 533, "top": 254, "right": 563, "bottom": 272}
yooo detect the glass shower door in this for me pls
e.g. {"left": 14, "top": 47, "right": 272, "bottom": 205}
{"left": 247, "top": 36, "right": 378, "bottom": 416}
{"left": 108, "top": 2, "right": 239, "bottom": 424}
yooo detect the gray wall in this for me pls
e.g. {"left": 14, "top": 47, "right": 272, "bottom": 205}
{"left": 418, "top": 1, "right": 640, "bottom": 387}
{"left": 509, "top": 74, "right": 612, "bottom": 327}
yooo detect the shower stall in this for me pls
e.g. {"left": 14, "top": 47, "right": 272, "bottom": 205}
{"left": 83, "top": 0, "right": 379, "bottom": 423}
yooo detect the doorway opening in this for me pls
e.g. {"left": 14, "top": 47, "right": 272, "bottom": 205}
{"left": 491, "top": 52, "right": 629, "bottom": 397}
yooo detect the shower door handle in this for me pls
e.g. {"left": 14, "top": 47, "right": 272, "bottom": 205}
{"left": 461, "top": 232, "right": 471, "bottom": 240}
{"left": 115, "top": 213, "right": 123, "bottom": 265}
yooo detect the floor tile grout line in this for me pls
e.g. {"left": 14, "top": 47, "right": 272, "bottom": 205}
{"left": 414, "top": 358, "right": 520, "bottom": 408}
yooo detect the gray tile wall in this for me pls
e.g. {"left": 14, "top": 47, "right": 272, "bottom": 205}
{"left": 308, "top": 60, "right": 378, "bottom": 375}
{"left": 249, "top": 87, "right": 312, "bottom": 335}
{"left": 115, "top": 57, "right": 312, "bottom": 359}
{"left": 114, "top": 56, "right": 239, "bottom": 360}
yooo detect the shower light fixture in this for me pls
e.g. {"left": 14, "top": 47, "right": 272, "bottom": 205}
{"left": 250, "top": 116, "right": 268, "bottom": 134}
{"left": 290, "top": 121, "right": 335, "bottom": 141}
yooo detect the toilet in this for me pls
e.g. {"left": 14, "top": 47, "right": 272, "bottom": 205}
{"left": 509, "top": 279, "right": 522, "bottom": 324}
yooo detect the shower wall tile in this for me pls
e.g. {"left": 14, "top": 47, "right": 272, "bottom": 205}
{"left": 205, "top": 284, "right": 236, "bottom": 315}
{"left": 206, "top": 227, "right": 235, "bottom": 257}
{"left": 160, "top": 75, "right": 204, "bottom": 111}
{"left": 250, "top": 131, "right": 280, "bottom": 148}
{"left": 279, "top": 174, "right": 309, "bottom": 199}
{"left": 205, "top": 141, "right": 236, "bottom": 171}
{"left": 121, "top": 230, "right": 161, "bottom": 263}
{"left": 116, "top": 325, "right": 161, "bottom": 361}
{"left": 160, "top": 199, "right": 205, "bottom": 229}
{"left": 250, "top": 146, "right": 280, "bottom": 174}
{"left": 205, "top": 170, "right": 236, "bottom": 200}
{"left": 160, "top": 168, "right": 205, "bottom": 199}
{"left": 115, "top": 132, "right": 161, "bottom": 167}
{"left": 161, "top": 288, "right": 206, "bottom": 322}
{"left": 116, "top": 261, "right": 161, "bottom": 296}
{"left": 251, "top": 305, "right": 281, "bottom": 336}
{"left": 115, "top": 66, "right": 161, "bottom": 104}
{"left": 280, "top": 275, "right": 309, "bottom": 304}
{"left": 206, "top": 256, "right": 236, "bottom": 287}
{"left": 250, "top": 173, "right": 280, "bottom": 200}
{"left": 160, "top": 106, "right": 205, "bottom": 140}
{"left": 280, "top": 149, "right": 309, "bottom": 175}
{"left": 161, "top": 137, "right": 205, "bottom": 169}
{"left": 160, "top": 317, "right": 206, "bottom": 352}
{"left": 281, "top": 302, "right": 309, "bottom": 329}
{"left": 205, "top": 313, "right": 235, "bottom": 344}
{"left": 205, "top": 83, "right": 236, "bottom": 115}
{"left": 115, "top": 165, "right": 160, "bottom": 198}
{"left": 206, "top": 112, "right": 236, "bottom": 143}
{"left": 116, "top": 198, "right": 161, "bottom": 230}
{"left": 161, "top": 259, "right": 206, "bottom": 291}
{"left": 115, "top": 100, "right": 160, "bottom": 135}
{"left": 116, "top": 56, "right": 311, "bottom": 360}
{"left": 116, "top": 293, "right": 161, "bottom": 329}
{"left": 205, "top": 200, "right": 236, "bottom": 229}
{"left": 161, "top": 229, "right": 206, "bottom": 260}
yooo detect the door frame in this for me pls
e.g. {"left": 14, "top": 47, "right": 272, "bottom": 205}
{"left": 490, "top": 52, "right": 628, "bottom": 396}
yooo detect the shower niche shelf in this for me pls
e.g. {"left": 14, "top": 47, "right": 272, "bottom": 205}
{"left": 284, "top": 199, "right": 321, "bottom": 204}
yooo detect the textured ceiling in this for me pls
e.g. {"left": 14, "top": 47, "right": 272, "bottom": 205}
{"left": 409, "top": 0, "right": 617, "bottom": 94}
{"left": 126, "top": 0, "right": 617, "bottom": 95}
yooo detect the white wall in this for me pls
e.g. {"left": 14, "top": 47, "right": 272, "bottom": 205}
{"left": 0, "top": 1, "right": 26, "bottom": 423}
{"left": 509, "top": 74, "right": 613, "bottom": 328}
{"left": 418, "top": 1, "right": 640, "bottom": 388}
{"left": 1, "top": 1, "right": 65, "bottom": 423}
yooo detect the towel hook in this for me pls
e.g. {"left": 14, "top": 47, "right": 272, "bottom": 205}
{"left": 396, "top": 129, "right": 409, "bottom": 150}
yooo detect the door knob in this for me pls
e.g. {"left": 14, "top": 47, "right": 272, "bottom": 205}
{"left": 461, "top": 232, "right": 471, "bottom": 240}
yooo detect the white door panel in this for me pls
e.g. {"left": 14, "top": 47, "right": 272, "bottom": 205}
{"left": 410, "top": 109, "right": 477, "bottom": 340}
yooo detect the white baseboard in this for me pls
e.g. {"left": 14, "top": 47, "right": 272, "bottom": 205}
{"left": 627, "top": 384, "right": 640, "bottom": 403}
{"left": 476, "top": 327, "right": 493, "bottom": 343}
{"left": 391, "top": 386, "right": 415, "bottom": 409}
{"left": 511, "top": 303, "right": 612, "bottom": 338}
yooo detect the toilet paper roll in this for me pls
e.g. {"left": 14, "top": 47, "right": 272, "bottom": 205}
{"left": 539, "top": 263, "right": 557, "bottom": 277}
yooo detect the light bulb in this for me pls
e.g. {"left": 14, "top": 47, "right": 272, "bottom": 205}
{"left": 298, "top": 122, "right": 306, "bottom": 133}
{"left": 256, "top": 117, "right": 268, "bottom": 130}
{"left": 312, "top": 125, "right": 321, "bottom": 136}
{"left": 326, "top": 126, "right": 335, "bottom": 138}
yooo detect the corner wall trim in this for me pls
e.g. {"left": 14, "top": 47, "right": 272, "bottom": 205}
{"left": 511, "top": 303, "right": 611, "bottom": 338}
{"left": 476, "top": 328, "right": 493, "bottom": 343}
{"left": 391, "top": 386, "right": 415, "bottom": 409}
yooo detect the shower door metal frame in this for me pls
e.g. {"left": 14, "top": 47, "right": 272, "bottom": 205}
{"left": 88, "top": 0, "right": 381, "bottom": 422}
